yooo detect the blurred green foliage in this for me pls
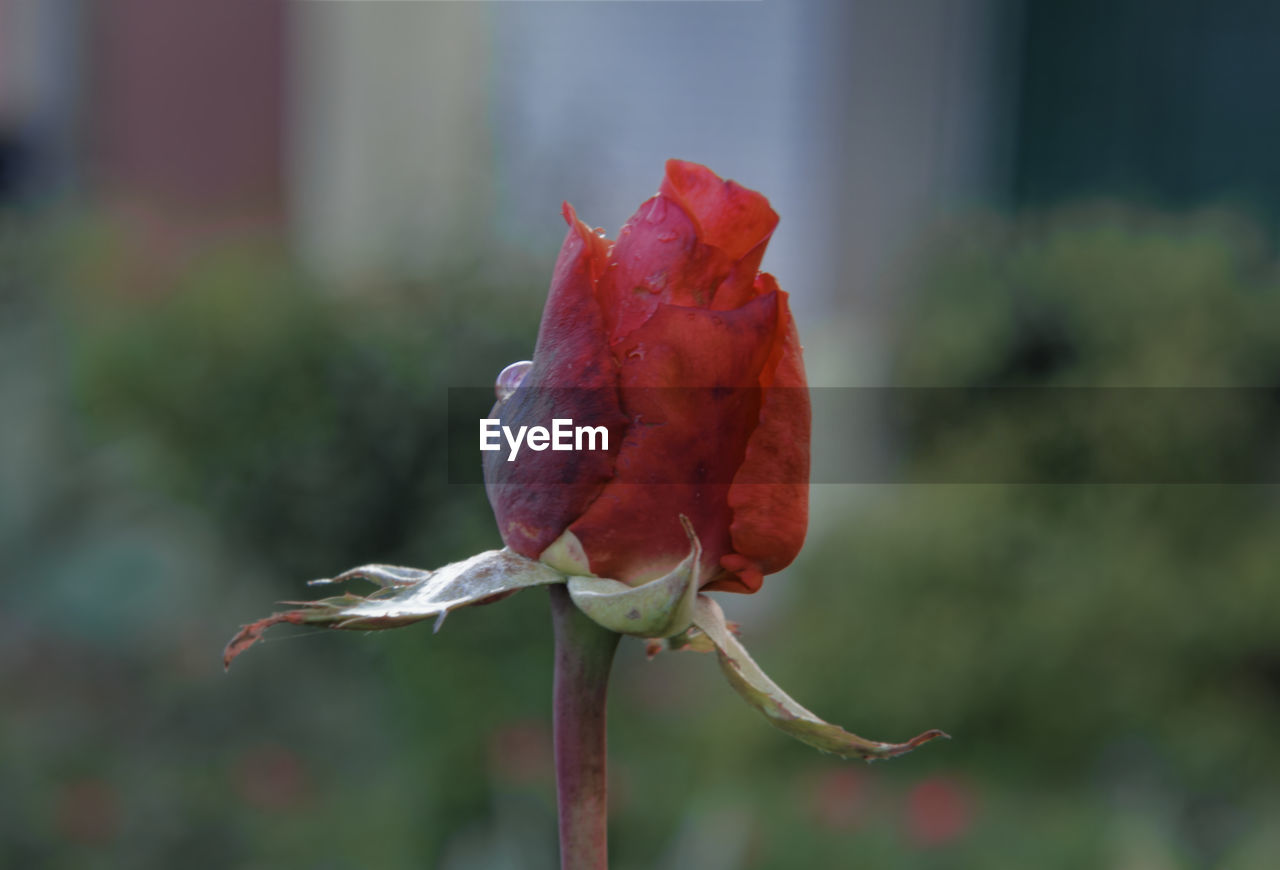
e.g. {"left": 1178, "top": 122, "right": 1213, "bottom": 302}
{"left": 4, "top": 205, "right": 1279, "bottom": 868}
{"left": 62, "top": 232, "right": 542, "bottom": 578}
{"left": 782, "top": 206, "right": 1280, "bottom": 867}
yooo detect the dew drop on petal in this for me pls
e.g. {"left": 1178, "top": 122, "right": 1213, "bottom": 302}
{"left": 646, "top": 197, "right": 668, "bottom": 225}
{"left": 495, "top": 361, "right": 533, "bottom": 401}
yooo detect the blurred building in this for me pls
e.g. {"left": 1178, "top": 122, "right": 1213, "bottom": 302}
{"left": 88, "top": 0, "right": 286, "bottom": 226}
{"left": 0, "top": 0, "right": 82, "bottom": 203}
{"left": 0, "top": 0, "right": 285, "bottom": 227}
{"left": 1015, "top": 0, "right": 1280, "bottom": 219}
{"left": 290, "top": 0, "right": 1013, "bottom": 347}
{"left": 6, "top": 0, "right": 1280, "bottom": 322}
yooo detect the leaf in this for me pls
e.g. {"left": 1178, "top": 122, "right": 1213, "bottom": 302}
{"left": 223, "top": 549, "right": 566, "bottom": 669}
{"left": 567, "top": 515, "right": 701, "bottom": 637}
{"left": 692, "top": 595, "right": 949, "bottom": 761}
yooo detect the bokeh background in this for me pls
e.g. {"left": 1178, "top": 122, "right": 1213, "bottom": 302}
{"left": 4, "top": 1, "right": 1280, "bottom": 867}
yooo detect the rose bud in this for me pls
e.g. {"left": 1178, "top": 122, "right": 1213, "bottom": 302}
{"left": 227, "top": 161, "right": 940, "bottom": 766}
{"left": 484, "top": 160, "right": 809, "bottom": 594}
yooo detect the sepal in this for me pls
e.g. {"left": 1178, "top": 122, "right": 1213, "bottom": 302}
{"left": 692, "top": 595, "right": 948, "bottom": 761}
{"left": 566, "top": 516, "right": 700, "bottom": 637}
{"left": 223, "top": 549, "right": 566, "bottom": 669}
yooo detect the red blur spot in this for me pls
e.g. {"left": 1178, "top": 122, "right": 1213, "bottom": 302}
{"left": 487, "top": 721, "right": 552, "bottom": 786}
{"left": 234, "top": 744, "right": 310, "bottom": 812}
{"left": 906, "top": 776, "right": 975, "bottom": 847}
{"left": 55, "top": 778, "right": 121, "bottom": 845}
{"left": 807, "top": 768, "right": 871, "bottom": 831}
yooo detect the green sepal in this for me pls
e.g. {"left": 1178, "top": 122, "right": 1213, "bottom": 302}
{"left": 692, "top": 595, "right": 949, "bottom": 761}
{"left": 566, "top": 516, "right": 701, "bottom": 638}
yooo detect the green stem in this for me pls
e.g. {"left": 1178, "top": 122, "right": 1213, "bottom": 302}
{"left": 549, "top": 584, "right": 620, "bottom": 870}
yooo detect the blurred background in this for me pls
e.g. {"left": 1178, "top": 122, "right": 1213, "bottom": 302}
{"left": 3, "top": 0, "right": 1280, "bottom": 867}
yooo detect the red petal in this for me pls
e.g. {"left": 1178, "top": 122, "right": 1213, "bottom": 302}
{"left": 595, "top": 194, "right": 735, "bottom": 346}
{"left": 711, "top": 237, "right": 771, "bottom": 311}
{"left": 530, "top": 204, "right": 614, "bottom": 380}
{"left": 484, "top": 207, "right": 626, "bottom": 559}
{"left": 660, "top": 159, "right": 778, "bottom": 262}
{"left": 568, "top": 293, "right": 780, "bottom": 585}
{"left": 705, "top": 287, "right": 810, "bottom": 593}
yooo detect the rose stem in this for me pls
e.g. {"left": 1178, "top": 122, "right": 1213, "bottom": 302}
{"left": 549, "top": 584, "right": 621, "bottom": 870}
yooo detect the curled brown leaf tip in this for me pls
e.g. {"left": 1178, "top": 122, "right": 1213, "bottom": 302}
{"left": 222, "top": 611, "right": 308, "bottom": 671}
{"left": 910, "top": 728, "right": 951, "bottom": 746}
{"left": 878, "top": 729, "right": 951, "bottom": 760}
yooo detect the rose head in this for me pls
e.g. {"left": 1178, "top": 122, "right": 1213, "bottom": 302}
{"left": 484, "top": 160, "right": 809, "bottom": 594}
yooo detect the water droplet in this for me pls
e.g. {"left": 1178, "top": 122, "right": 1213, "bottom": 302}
{"left": 645, "top": 198, "right": 667, "bottom": 225}
{"left": 495, "top": 361, "right": 533, "bottom": 401}
{"left": 656, "top": 231, "right": 678, "bottom": 242}
{"left": 594, "top": 227, "right": 607, "bottom": 237}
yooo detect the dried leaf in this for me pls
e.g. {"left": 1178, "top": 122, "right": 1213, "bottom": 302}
{"left": 692, "top": 595, "right": 949, "bottom": 761}
{"left": 223, "top": 549, "right": 566, "bottom": 669}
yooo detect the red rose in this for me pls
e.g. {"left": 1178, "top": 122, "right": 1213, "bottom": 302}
{"left": 484, "top": 160, "right": 809, "bottom": 594}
